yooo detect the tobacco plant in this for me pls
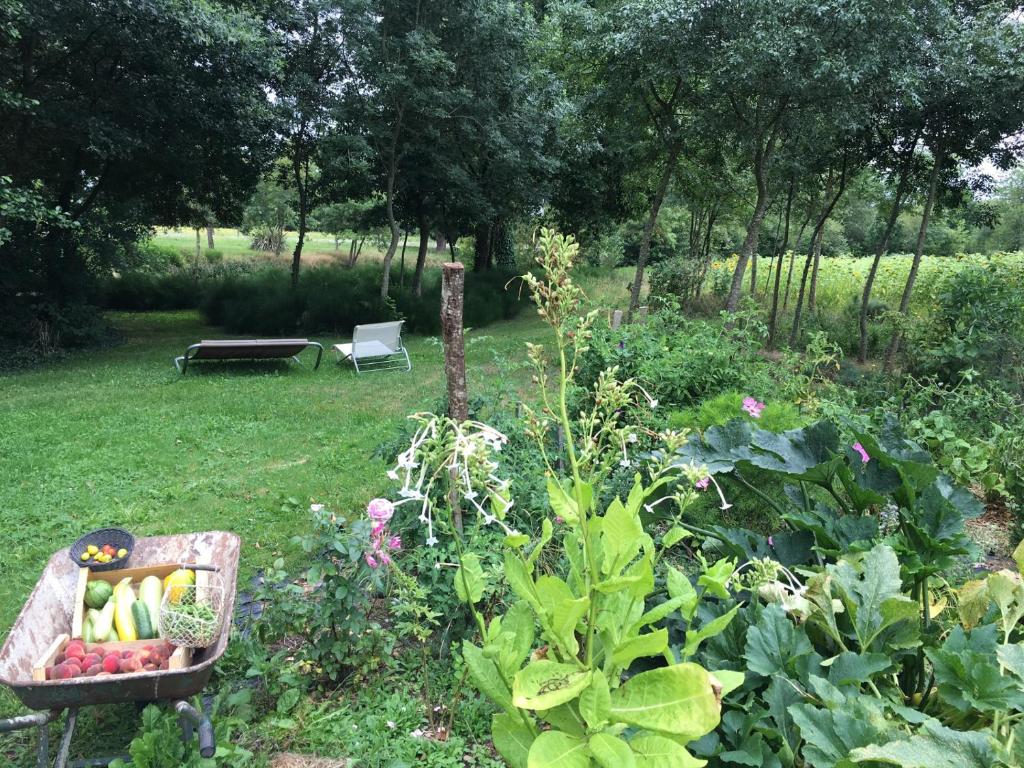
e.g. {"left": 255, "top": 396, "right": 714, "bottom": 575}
{"left": 451, "top": 229, "right": 740, "bottom": 767}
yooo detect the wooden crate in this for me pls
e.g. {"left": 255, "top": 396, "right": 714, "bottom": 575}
{"left": 71, "top": 561, "right": 210, "bottom": 639}
{"left": 32, "top": 634, "right": 191, "bottom": 681}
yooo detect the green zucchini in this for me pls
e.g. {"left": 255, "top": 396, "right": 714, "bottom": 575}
{"left": 131, "top": 601, "right": 154, "bottom": 640}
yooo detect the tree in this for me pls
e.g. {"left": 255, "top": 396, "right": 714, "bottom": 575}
{"left": 882, "top": 2, "right": 1024, "bottom": 369}
{"left": 0, "top": 0, "right": 274, "bottom": 344}
{"left": 241, "top": 180, "right": 296, "bottom": 256}
{"left": 271, "top": 0, "right": 352, "bottom": 287}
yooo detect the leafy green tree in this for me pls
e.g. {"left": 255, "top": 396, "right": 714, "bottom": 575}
{"left": 270, "top": 0, "right": 352, "bottom": 287}
{"left": 241, "top": 180, "right": 296, "bottom": 256}
{"left": 0, "top": 0, "right": 275, "bottom": 345}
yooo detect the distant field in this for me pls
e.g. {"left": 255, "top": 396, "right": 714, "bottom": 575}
{"left": 153, "top": 227, "right": 452, "bottom": 269}
{"left": 707, "top": 250, "right": 1024, "bottom": 317}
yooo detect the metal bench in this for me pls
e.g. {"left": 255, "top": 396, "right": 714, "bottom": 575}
{"left": 332, "top": 321, "right": 411, "bottom": 373}
{"left": 174, "top": 339, "right": 323, "bottom": 374}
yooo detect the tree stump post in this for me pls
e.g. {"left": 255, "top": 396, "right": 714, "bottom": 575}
{"left": 611, "top": 309, "right": 623, "bottom": 330}
{"left": 441, "top": 262, "right": 467, "bottom": 533}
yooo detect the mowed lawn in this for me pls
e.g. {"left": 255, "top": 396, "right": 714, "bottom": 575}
{"left": 0, "top": 310, "right": 544, "bottom": 642}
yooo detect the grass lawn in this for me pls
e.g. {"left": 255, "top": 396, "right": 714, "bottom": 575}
{"left": 0, "top": 311, "right": 549, "bottom": 635}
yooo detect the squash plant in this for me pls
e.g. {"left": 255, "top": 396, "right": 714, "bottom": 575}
{"left": 455, "top": 229, "right": 741, "bottom": 768}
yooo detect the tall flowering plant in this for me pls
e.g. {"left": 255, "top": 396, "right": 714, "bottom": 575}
{"left": 447, "top": 229, "right": 739, "bottom": 768}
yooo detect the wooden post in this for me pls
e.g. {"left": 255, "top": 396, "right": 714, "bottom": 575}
{"left": 441, "top": 262, "right": 468, "bottom": 533}
{"left": 441, "top": 263, "right": 468, "bottom": 421}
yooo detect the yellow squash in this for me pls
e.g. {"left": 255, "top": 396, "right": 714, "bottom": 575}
{"left": 113, "top": 578, "right": 138, "bottom": 641}
{"left": 163, "top": 568, "right": 196, "bottom": 604}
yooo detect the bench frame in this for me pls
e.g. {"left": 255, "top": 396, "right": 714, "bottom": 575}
{"left": 175, "top": 340, "right": 324, "bottom": 374}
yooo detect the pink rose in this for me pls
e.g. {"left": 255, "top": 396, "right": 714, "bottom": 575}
{"left": 367, "top": 498, "right": 395, "bottom": 524}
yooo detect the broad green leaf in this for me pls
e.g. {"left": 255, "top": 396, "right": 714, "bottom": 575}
{"left": 764, "top": 677, "right": 801, "bottom": 752}
{"left": 612, "top": 628, "right": 668, "bottom": 670}
{"left": 506, "top": 550, "right": 541, "bottom": 610}
{"left": 589, "top": 733, "right": 635, "bottom": 768}
{"left": 579, "top": 674, "right": 611, "bottom": 730}
{"left": 681, "top": 605, "right": 739, "bottom": 660}
{"left": 927, "top": 627, "right": 1024, "bottom": 713}
{"left": 998, "top": 643, "right": 1024, "bottom": 680}
{"left": 824, "top": 651, "right": 891, "bottom": 687}
{"left": 850, "top": 720, "right": 998, "bottom": 768}
{"left": 629, "top": 732, "right": 706, "bottom": 768}
{"left": 601, "top": 496, "right": 643, "bottom": 576}
{"left": 956, "top": 578, "right": 990, "bottom": 630}
{"left": 744, "top": 604, "right": 812, "bottom": 677}
{"left": 527, "top": 518, "right": 554, "bottom": 570}
{"left": 454, "top": 552, "right": 485, "bottom": 604}
{"left": 513, "top": 660, "right": 593, "bottom": 711}
{"left": 663, "top": 526, "right": 690, "bottom": 549}
{"left": 697, "top": 558, "right": 734, "bottom": 600}
{"left": 492, "top": 712, "right": 535, "bottom": 768}
{"left": 1014, "top": 539, "right": 1024, "bottom": 574}
{"left": 463, "top": 641, "right": 512, "bottom": 712}
{"left": 667, "top": 566, "right": 698, "bottom": 621}
{"left": 610, "top": 664, "right": 720, "bottom": 740}
{"left": 498, "top": 601, "right": 536, "bottom": 679}
{"left": 548, "top": 478, "right": 579, "bottom": 524}
{"left": 710, "top": 669, "right": 744, "bottom": 698}
{"left": 574, "top": 480, "right": 595, "bottom": 517}
{"left": 539, "top": 702, "right": 587, "bottom": 736}
{"left": 527, "top": 731, "right": 590, "bottom": 768}
{"left": 505, "top": 533, "right": 530, "bottom": 548}
{"left": 830, "top": 544, "right": 919, "bottom": 651}
{"left": 634, "top": 594, "right": 689, "bottom": 632}
{"left": 987, "top": 570, "right": 1024, "bottom": 639}
{"left": 790, "top": 700, "right": 888, "bottom": 768}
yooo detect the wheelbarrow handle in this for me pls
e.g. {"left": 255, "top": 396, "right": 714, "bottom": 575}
{"left": 177, "top": 563, "right": 220, "bottom": 573}
{"left": 175, "top": 700, "right": 216, "bottom": 758}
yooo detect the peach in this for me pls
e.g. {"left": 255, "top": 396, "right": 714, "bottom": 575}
{"left": 119, "top": 657, "right": 142, "bottom": 674}
{"left": 81, "top": 653, "right": 101, "bottom": 669}
{"left": 54, "top": 652, "right": 66, "bottom": 665}
{"left": 121, "top": 650, "right": 134, "bottom": 659}
{"left": 102, "top": 654, "right": 121, "bottom": 674}
{"left": 52, "top": 665, "right": 75, "bottom": 680}
{"left": 85, "top": 664, "right": 102, "bottom": 676}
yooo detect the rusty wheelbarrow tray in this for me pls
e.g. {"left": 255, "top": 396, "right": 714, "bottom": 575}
{"left": 0, "top": 531, "right": 241, "bottom": 767}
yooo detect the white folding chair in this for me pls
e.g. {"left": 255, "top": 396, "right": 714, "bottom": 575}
{"left": 332, "top": 320, "right": 411, "bottom": 373}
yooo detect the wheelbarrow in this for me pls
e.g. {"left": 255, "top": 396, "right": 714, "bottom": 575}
{"left": 0, "top": 532, "right": 241, "bottom": 767}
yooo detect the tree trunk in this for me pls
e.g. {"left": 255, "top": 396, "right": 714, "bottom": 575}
{"left": 767, "top": 181, "right": 795, "bottom": 349}
{"left": 628, "top": 141, "right": 681, "bottom": 319}
{"left": 194, "top": 228, "right": 201, "bottom": 263}
{"left": 749, "top": 253, "right": 758, "bottom": 295}
{"left": 435, "top": 233, "right": 447, "bottom": 252}
{"left": 413, "top": 215, "right": 430, "bottom": 296}
{"left": 726, "top": 140, "right": 773, "bottom": 313}
{"left": 399, "top": 229, "right": 409, "bottom": 288}
{"left": 884, "top": 146, "right": 942, "bottom": 371}
{"left": 790, "top": 159, "right": 849, "bottom": 346}
{"left": 782, "top": 208, "right": 812, "bottom": 310}
{"left": 473, "top": 223, "right": 491, "bottom": 271}
{"left": 291, "top": 197, "right": 307, "bottom": 289}
{"left": 858, "top": 138, "right": 917, "bottom": 363}
{"left": 206, "top": 224, "right": 215, "bottom": 250}
{"left": 807, "top": 226, "right": 824, "bottom": 312}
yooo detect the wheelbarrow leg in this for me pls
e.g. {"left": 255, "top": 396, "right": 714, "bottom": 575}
{"left": 37, "top": 715, "right": 49, "bottom": 768}
{"left": 54, "top": 708, "right": 77, "bottom": 768}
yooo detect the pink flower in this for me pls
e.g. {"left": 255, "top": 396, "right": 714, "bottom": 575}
{"left": 742, "top": 397, "right": 766, "bottom": 419}
{"left": 852, "top": 442, "right": 870, "bottom": 464}
{"left": 555, "top": 515, "right": 564, "bottom": 524}
{"left": 387, "top": 536, "right": 402, "bottom": 551}
{"left": 367, "top": 498, "right": 395, "bottom": 524}
{"left": 365, "top": 553, "right": 379, "bottom": 569}
{"left": 695, "top": 476, "right": 710, "bottom": 490}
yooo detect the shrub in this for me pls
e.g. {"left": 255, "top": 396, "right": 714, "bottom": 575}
{"left": 668, "top": 390, "right": 805, "bottom": 434}
{"left": 577, "top": 309, "right": 784, "bottom": 408}
{"left": 909, "top": 259, "right": 1024, "bottom": 391}
{"left": 204, "top": 248, "right": 224, "bottom": 264}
